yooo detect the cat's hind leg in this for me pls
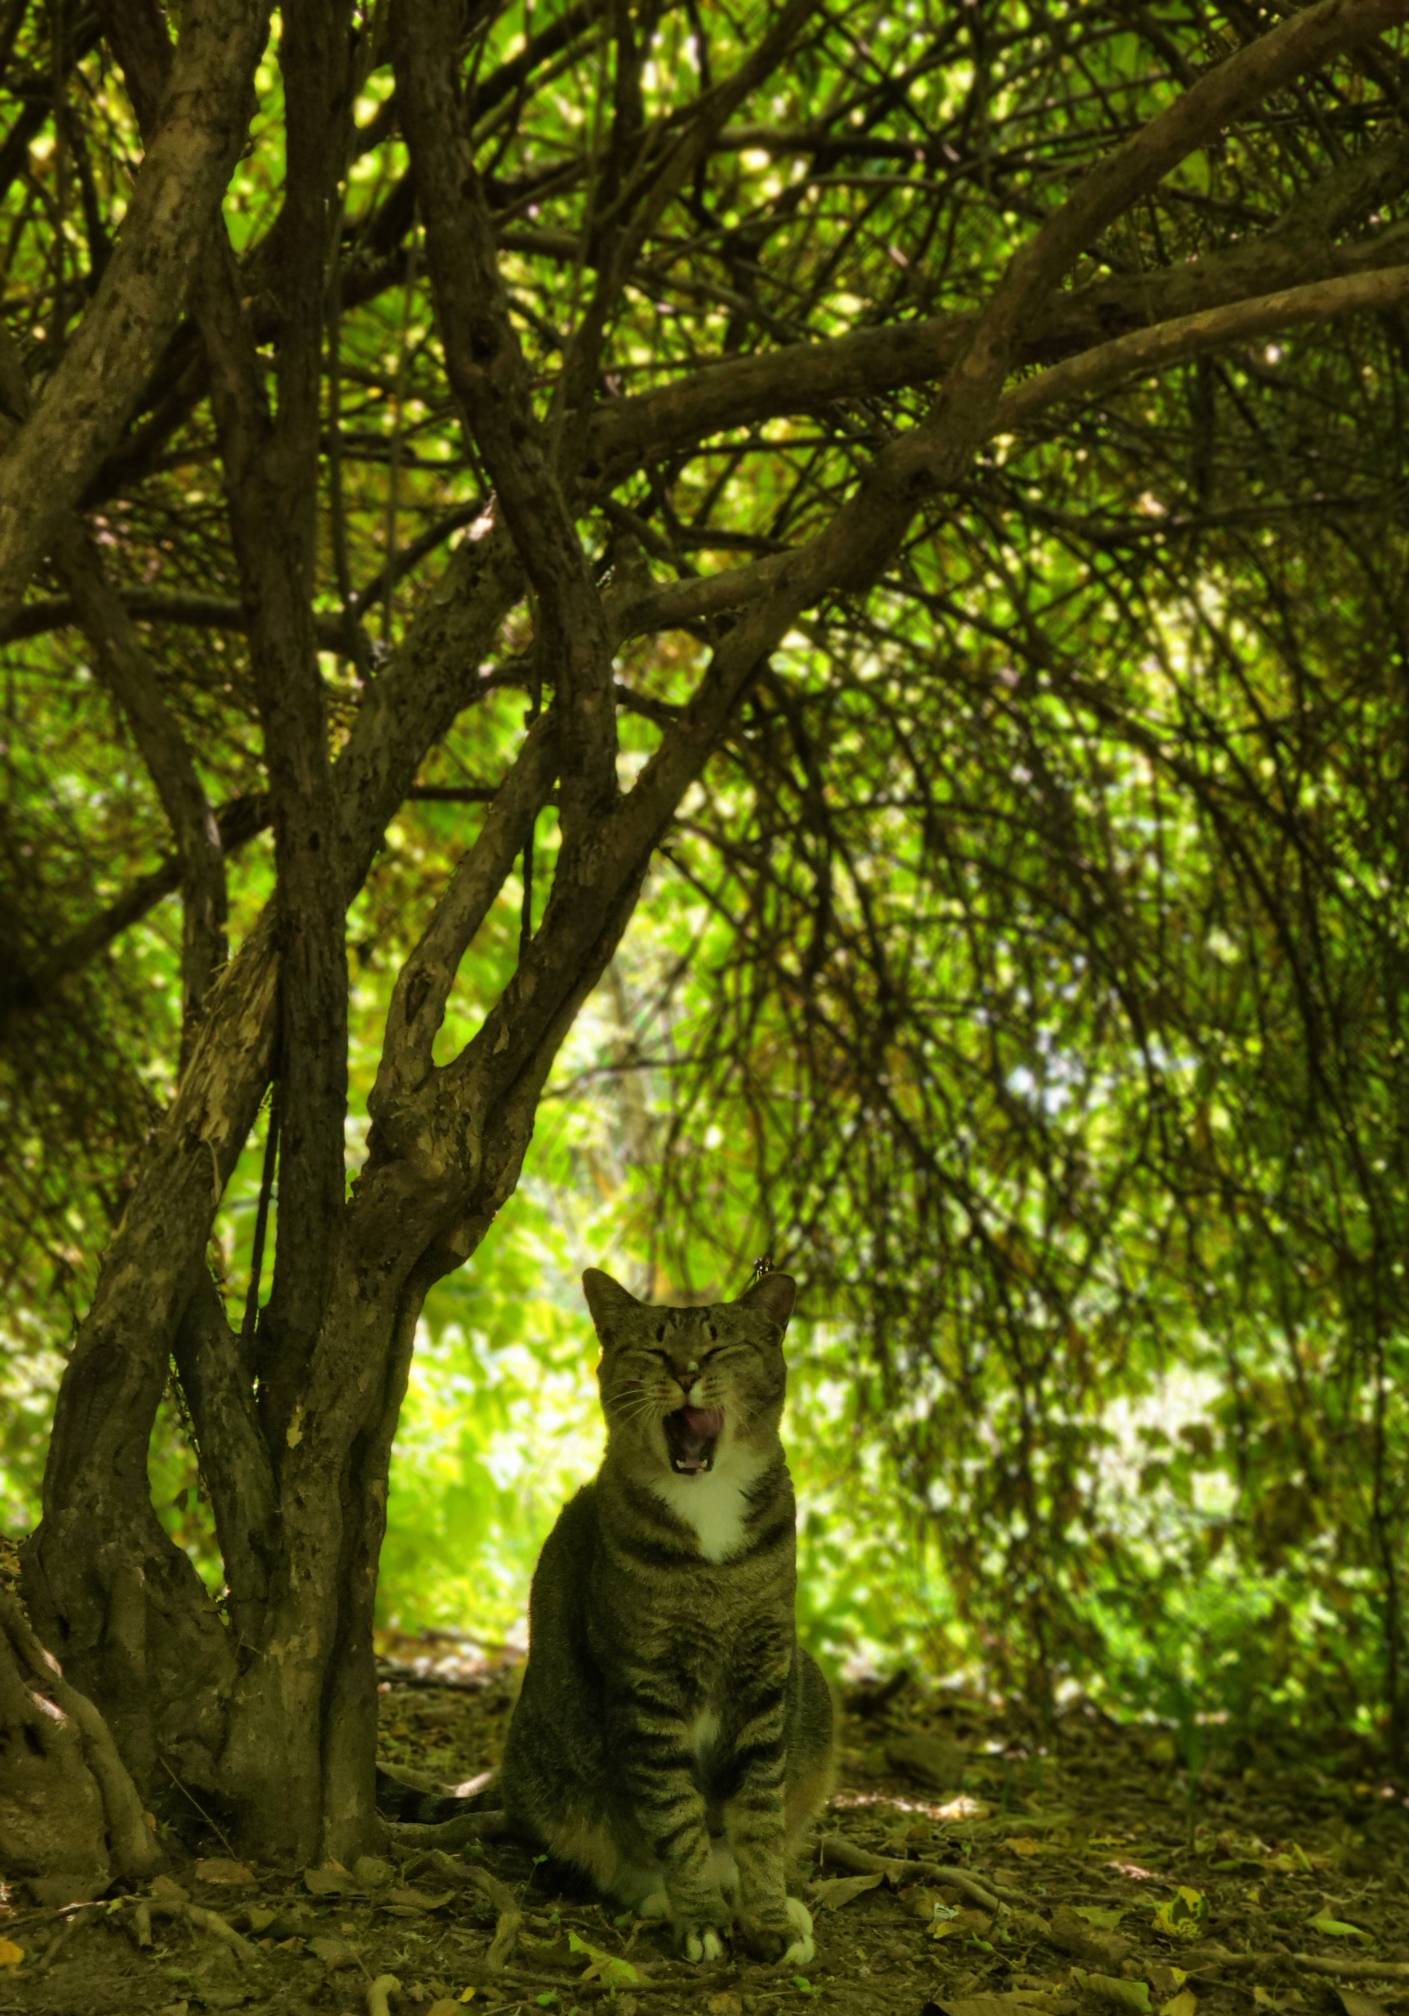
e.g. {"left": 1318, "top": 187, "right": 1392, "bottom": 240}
{"left": 609, "top": 1861, "right": 669, "bottom": 1920}
{"left": 536, "top": 1812, "right": 625, "bottom": 1895}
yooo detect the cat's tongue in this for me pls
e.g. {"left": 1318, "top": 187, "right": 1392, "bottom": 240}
{"left": 664, "top": 1405, "right": 725, "bottom": 1475}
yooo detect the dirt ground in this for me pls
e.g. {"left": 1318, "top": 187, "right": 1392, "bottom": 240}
{"left": 3, "top": 1636, "right": 1408, "bottom": 2016}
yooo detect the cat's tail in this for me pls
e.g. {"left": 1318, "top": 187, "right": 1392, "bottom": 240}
{"left": 375, "top": 1764, "right": 502, "bottom": 1829}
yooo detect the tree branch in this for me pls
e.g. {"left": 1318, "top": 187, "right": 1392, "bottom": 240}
{"left": 0, "top": 0, "right": 269, "bottom": 612}
{"left": 51, "top": 520, "right": 229, "bottom": 1037}
{"left": 361, "top": 0, "right": 1409, "bottom": 1245}
{"left": 34, "top": 521, "right": 521, "bottom": 1520}
{"left": 389, "top": 0, "right": 616, "bottom": 834}
{"left": 172, "top": 1275, "right": 277, "bottom": 1635}
{"left": 103, "top": 0, "right": 359, "bottom": 1426}
{"left": 1, "top": 796, "right": 266, "bottom": 1031}
{"left": 0, "top": 589, "right": 348, "bottom": 651}
{"left": 0, "top": 324, "right": 227, "bottom": 1034}
{"left": 588, "top": 211, "right": 1409, "bottom": 483}
{"left": 372, "top": 710, "right": 561, "bottom": 1152}
{"left": 998, "top": 262, "right": 1409, "bottom": 433}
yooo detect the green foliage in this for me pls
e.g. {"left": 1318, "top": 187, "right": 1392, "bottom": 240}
{"left": 2, "top": 0, "right": 1408, "bottom": 1754}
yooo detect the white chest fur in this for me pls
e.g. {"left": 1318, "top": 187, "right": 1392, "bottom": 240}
{"left": 687, "top": 1704, "right": 721, "bottom": 1759}
{"left": 650, "top": 1446, "right": 764, "bottom": 1562}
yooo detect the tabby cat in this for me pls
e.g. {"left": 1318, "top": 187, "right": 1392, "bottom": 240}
{"left": 386, "top": 1266, "right": 835, "bottom": 1966}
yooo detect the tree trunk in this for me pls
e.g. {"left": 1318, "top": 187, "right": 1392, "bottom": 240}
{"left": 0, "top": 1591, "right": 164, "bottom": 1903}
{"left": 19, "top": 1103, "right": 541, "bottom": 1865}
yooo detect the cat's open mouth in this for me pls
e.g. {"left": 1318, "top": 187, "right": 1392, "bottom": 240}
{"left": 663, "top": 1405, "right": 725, "bottom": 1475}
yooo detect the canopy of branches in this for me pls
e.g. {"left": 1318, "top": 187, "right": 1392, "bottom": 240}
{"left": 2, "top": 0, "right": 1407, "bottom": 1751}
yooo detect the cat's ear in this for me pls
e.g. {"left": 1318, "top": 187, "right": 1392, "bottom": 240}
{"left": 582, "top": 1268, "right": 639, "bottom": 1337}
{"left": 735, "top": 1272, "right": 796, "bottom": 1332}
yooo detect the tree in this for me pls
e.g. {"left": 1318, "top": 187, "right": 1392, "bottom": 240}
{"left": 2, "top": 0, "right": 1408, "bottom": 1880}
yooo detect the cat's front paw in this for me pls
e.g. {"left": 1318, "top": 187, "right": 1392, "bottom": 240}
{"left": 738, "top": 1895, "right": 814, "bottom": 1966}
{"left": 675, "top": 1920, "right": 728, "bottom": 1963}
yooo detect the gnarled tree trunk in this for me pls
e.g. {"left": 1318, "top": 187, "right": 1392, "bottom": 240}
{"left": 0, "top": 1592, "right": 164, "bottom": 1903}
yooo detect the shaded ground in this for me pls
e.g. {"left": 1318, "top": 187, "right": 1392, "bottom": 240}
{"left": 4, "top": 1633, "right": 1408, "bottom": 2016}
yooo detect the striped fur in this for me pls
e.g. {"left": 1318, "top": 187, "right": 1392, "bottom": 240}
{"left": 496, "top": 1268, "right": 836, "bottom": 1965}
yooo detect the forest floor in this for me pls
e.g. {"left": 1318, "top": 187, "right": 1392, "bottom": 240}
{"left": 3, "top": 1634, "right": 1408, "bottom": 2016}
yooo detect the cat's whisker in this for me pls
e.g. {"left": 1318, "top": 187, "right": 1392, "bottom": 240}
{"left": 612, "top": 1394, "right": 673, "bottom": 1428}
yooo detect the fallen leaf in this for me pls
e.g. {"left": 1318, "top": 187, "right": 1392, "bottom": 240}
{"left": 1003, "top": 1837, "right": 1046, "bottom": 1857}
{"left": 567, "top": 1929, "right": 641, "bottom": 1987}
{"left": 1070, "top": 1970, "right": 1152, "bottom": 2012}
{"left": 1074, "top": 1906, "right": 1127, "bottom": 1930}
{"left": 931, "top": 1908, "right": 993, "bottom": 1943}
{"left": 1050, "top": 1904, "right": 1133, "bottom": 1967}
{"left": 426, "top": 2003, "right": 462, "bottom": 2016}
{"left": 195, "top": 1858, "right": 255, "bottom": 1887}
{"left": 1337, "top": 1992, "right": 1388, "bottom": 2016}
{"left": 1161, "top": 1993, "right": 1198, "bottom": 2016}
{"left": 1153, "top": 1889, "right": 1207, "bottom": 1938}
{"left": 150, "top": 1875, "right": 189, "bottom": 1902}
{"left": 810, "top": 1872, "right": 884, "bottom": 1911}
{"left": 309, "top": 1935, "right": 358, "bottom": 1970}
{"left": 244, "top": 1906, "right": 312, "bottom": 1939}
{"left": 0, "top": 1940, "right": 23, "bottom": 1968}
{"left": 385, "top": 1886, "right": 455, "bottom": 1912}
{"left": 932, "top": 1996, "right": 1064, "bottom": 2016}
{"left": 1308, "top": 1918, "right": 1371, "bottom": 1941}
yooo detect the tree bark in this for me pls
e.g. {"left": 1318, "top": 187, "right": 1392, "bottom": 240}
{"left": 0, "top": 1592, "right": 164, "bottom": 1903}
{"left": 0, "top": 0, "right": 269, "bottom": 611}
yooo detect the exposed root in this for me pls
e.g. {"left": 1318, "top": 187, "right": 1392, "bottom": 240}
{"left": 1289, "top": 1956, "right": 1409, "bottom": 1982}
{"left": 398, "top": 1842, "right": 521, "bottom": 1967}
{"left": 145, "top": 1895, "right": 261, "bottom": 1964}
{"left": 0, "top": 1589, "right": 163, "bottom": 1901}
{"left": 818, "top": 1829, "right": 1021, "bottom": 1909}
{"left": 384, "top": 1807, "right": 513, "bottom": 1848}
{"left": 470, "top": 1866, "right": 522, "bottom": 1969}
{"left": 366, "top": 1971, "right": 401, "bottom": 2016}
{"left": 31, "top": 1912, "right": 89, "bottom": 1975}
{"left": 1184, "top": 1946, "right": 1409, "bottom": 1984}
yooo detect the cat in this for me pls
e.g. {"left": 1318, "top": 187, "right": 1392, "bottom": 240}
{"left": 382, "top": 1266, "right": 836, "bottom": 1966}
